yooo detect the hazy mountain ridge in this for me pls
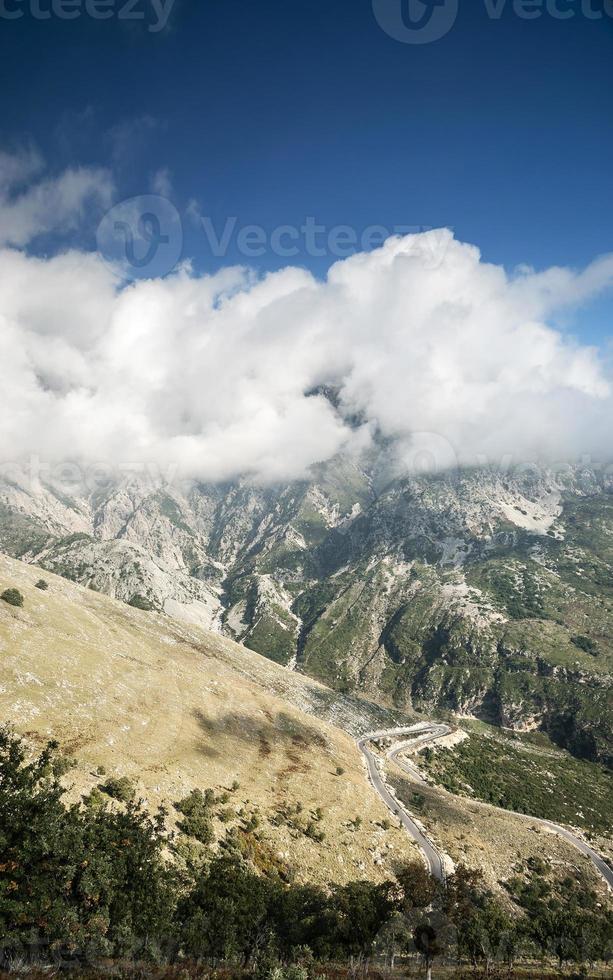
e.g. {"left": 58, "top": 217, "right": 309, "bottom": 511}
{"left": 1, "top": 457, "right": 611, "bottom": 764}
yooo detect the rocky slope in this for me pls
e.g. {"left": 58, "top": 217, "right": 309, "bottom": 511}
{"left": 1, "top": 456, "right": 611, "bottom": 765}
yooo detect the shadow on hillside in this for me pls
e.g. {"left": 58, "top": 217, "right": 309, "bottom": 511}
{"left": 192, "top": 707, "right": 328, "bottom": 761}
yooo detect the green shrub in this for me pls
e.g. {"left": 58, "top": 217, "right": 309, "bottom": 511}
{"left": 82, "top": 786, "right": 106, "bottom": 809}
{"left": 52, "top": 754, "right": 77, "bottom": 778}
{"left": 305, "top": 820, "right": 325, "bottom": 843}
{"left": 174, "top": 788, "right": 214, "bottom": 844}
{"left": 128, "top": 594, "right": 154, "bottom": 611}
{"left": 571, "top": 634, "right": 599, "bottom": 656}
{"left": 1, "top": 588, "right": 24, "bottom": 607}
{"left": 35, "top": 579, "right": 49, "bottom": 591}
{"left": 99, "top": 776, "right": 136, "bottom": 802}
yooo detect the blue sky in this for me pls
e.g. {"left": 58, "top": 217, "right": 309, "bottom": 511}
{"left": 1, "top": 0, "right": 612, "bottom": 344}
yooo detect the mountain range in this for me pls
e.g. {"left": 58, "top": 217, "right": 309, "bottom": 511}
{"left": 1, "top": 454, "right": 611, "bottom": 768}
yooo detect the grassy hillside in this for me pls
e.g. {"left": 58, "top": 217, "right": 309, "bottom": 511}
{"left": 387, "top": 766, "right": 613, "bottom": 901}
{"left": 2, "top": 550, "right": 613, "bottom": 912}
{"left": 0, "top": 553, "right": 418, "bottom": 886}
{"left": 418, "top": 724, "right": 613, "bottom": 835}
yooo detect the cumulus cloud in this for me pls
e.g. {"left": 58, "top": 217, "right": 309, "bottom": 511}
{"left": 0, "top": 149, "right": 113, "bottom": 248}
{"left": 0, "top": 228, "right": 612, "bottom": 484}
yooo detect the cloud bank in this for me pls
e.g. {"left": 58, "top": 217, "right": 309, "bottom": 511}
{"left": 0, "top": 223, "right": 612, "bottom": 484}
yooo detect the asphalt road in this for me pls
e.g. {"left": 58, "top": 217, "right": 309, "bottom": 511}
{"left": 357, "top": 725, "right": 447, "bottom": 882}
{"left": 358, "top": 723, "right": 613, "bottom": 891}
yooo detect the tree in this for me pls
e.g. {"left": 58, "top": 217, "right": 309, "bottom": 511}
{"left": 393, "top": 862, "right": 448, "bottom": 976}
{"left": 444, "top": 865, "right": 513, "bottom": 973}
{"left": 571, "top": 635, "right": 598, "bottom": 656}
{"left": 414, "top": 922, "right": 442, "bottom": 980}
{"left": 179, "top": 855, "right": 276, "bottom": 966}
{"left": 397, "top": 860, "right": 441, "bottom": 911}
{"left": 0, "top": 727, "right": 176, "bottom": 965}
{"left": 507, "top": 864, "right": 613, "bottom": 970}
{"left": 77, "top": 799, "right": 177, "bottom": 960}
{"left": 271, "top": 883, "right": 333, "bottom": 961}
{"left": 374, "top": 912, "right": 414, "bottom": 972}
{"left": 329, "top": 880, "right": 395, "bottom": 958}
{"left": 0, "top": 727, "right": 91, "bottom": 964}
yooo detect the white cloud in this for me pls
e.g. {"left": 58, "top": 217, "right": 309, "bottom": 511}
{"left": 0, "top": 150, "right": 113, "bottom": 248}
{"left": 150, "top": 167, "right": 173, "bottom": 198}
{"left": 0, "top": 145, "right": 44, "bottom": 190}
{"left": 0, "top": 228, "right": 611, "bottom": 483}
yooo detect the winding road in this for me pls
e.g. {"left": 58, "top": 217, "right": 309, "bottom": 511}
{"left": 358, "top": 723, "right": 613, "bottom": 891}
{"left": 357, "top": 724, "right": 449, "bottom": 882}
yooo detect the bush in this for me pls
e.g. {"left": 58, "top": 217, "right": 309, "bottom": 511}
{"left": 99, "top": 776, "right": 136, "bottom": 802}
{"left": 174, "top": 788, "right": 214, "bottom": 844}
{"left": 305, "top": 820, "right": 325, "bottom": 843}
{"left": 128, "top": 594, "right": 154, "bottom": 611}
{"left": 1, "top": 588, "right": 24, "bottom": 607}
{"left": 571, "top": 634, "right": 599, "bottom": 656}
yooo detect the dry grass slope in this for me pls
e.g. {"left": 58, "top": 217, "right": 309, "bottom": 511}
{"left": 0, "top": 553, "right": 419, "bottom": 885}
